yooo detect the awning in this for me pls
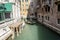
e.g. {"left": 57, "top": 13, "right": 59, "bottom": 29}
{"left": 0, "top": 3, "right": 12, "bottom": 12}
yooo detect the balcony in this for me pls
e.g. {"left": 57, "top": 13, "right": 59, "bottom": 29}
{"left": 0, "top": 3, "right": 12, "bottom": 12}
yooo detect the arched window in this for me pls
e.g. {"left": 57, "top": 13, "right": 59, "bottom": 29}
{"left": 58, "top": 4, "right": 60, "bottom": 11}
{"left": 44, "top": 5, "right": 50, "bottom": 12}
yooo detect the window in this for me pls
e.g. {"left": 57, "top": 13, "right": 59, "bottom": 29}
{"left": 39, "top": 15, "right": 40, "bottom": 18}
{"left": 58, "top": 4, "right": 60, "bottom": 11}
{"left": 48, "top": 7, "right": 50, "bottom": 12}
{"left": 45, "top": 16, "right": 47, "bottom": 20}
{"left": 45, "top": 5, "right": 50, "bottom": 12}
{"left": 45, "top": 16, "right": 49, "bottom": 21}
{"left": 5, "top": 13, "right": 10, "bottom": 19}
{"left": 0, "top": 12, "right": 11, "bottom": 21}
{"left": 0, "top": 13, "right": 4, "bottom": 21}
{"left": 48, "top": 16, "right": 49, "bottom": 21}
{"left": 58, "top": 19, "right": 60, "bottom": 24}
{"left": 45, "top": 7, "right": 47, "bottom": 12}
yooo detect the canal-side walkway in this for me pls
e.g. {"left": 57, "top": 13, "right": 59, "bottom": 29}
{"left": 14, "top": 23, "right": 60, "bottom": 40}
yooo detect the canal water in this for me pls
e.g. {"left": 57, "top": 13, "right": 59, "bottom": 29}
{"left": 15, "top": 23, "right": 60, "bottom": 40}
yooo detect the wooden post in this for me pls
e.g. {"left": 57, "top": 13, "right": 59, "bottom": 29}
{"left": 19, "top": 25, "right": 21, "bottom": 33}
{"left": 16, "top": 27, "right": 19, "bottom": 36}
{"left": 12, "top": 27, "right": 15, "bottom": 40}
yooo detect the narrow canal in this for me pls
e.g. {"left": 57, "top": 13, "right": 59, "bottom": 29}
{"left": 14, "top": 23, "right": 60, "bottom": 40}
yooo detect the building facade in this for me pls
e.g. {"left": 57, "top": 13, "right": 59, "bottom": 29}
{"left": 20, "top": 0, "right": 30, "bottom": 18}
{"left": 28, "top": 0, "right": 60, "bottom": 34}
{"left": 0, "top": 0, "right": 21, "bottom": 40}
{"left": 0, "top": 0, "right": 21, "bottom": 25}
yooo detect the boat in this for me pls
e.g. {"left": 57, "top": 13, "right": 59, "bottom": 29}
{"left": 25, "top": 19, "right": 34, "bottom": 25}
